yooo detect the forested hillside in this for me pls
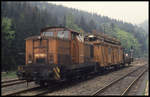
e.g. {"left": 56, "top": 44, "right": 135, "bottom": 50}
{"left": 139, "top": 20, "right": 148, "bottom": 33}
{"left": 1, "top": 2, "right": 148, "bottom": 71}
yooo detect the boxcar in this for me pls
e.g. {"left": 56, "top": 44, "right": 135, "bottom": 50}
{"left": 84, "top": 33, "right": 124, "bottom": 69}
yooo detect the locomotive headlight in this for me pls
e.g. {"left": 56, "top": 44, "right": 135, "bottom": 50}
{"left": 38, "top": 36, "right": 41, "bottom": 39}
{"left": 88, "top": 35, "right": 94, "bottom": 38}
{"left": 35, "top": 53, "right": 46, "bottom": 58}
{"left": 28, "top": 60, "right": 32, "bottom": 64}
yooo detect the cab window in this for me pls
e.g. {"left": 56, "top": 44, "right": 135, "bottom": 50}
{"left": 42, "top": 32, "right": 53, "bottom": 36}
{"left": 57, "top": 31, "right": 69, "bottom": 39}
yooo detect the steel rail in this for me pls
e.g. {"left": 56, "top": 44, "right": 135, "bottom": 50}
{"left": 33, "top": 83, "right": 63, "bottom": 96}
{"left": 92, "top": 64, "right": 147, "bottom": 96}
{"left": 2, "top": 80, "right": 27, "bottom": 88}
{"left": 2, "top": 78, "right": 19, "bottom": 83}
{"left": 13, "top": 84, "right": 60, "bottom": 96}
{"left": 121, "top": 69, "right": 147, "bottom": 95}
{"left": 2, "top": 86, "right": 40, "bottom": 96}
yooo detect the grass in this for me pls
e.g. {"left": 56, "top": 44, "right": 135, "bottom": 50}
{"left": 142, "top": 80, "right": 149, "bottom": 95}
{"left": 1, "top": 71, "right": 17, "bottom": 79}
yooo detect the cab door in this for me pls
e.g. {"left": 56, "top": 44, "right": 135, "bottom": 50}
{"left": 71, "top": 33, "right": 79, "bottom": 64}
{"left": 33, "top": 39, "right": 48, "bottom": 64}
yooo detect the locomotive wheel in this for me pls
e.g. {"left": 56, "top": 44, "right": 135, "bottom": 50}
{"left": 18, "top": 76, "right": 23, "bottom": 80}
{"left": 39, "top": 81, "right": 48, "bottom": 87}
{"left": 99, "top": 67, "right": 105, "bottom": 74}
{"left": 80, "top": 74, "right": 87, "bottom": 80}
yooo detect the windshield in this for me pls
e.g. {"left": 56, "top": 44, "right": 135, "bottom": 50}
{"left": 57, "top": 31, "right": 69, "bottom": 39}
{"left": 42, "top": 32, "right": 54, "bottom": 37}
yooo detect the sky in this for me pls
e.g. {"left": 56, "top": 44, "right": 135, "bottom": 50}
{"left": 48, "top": 1, "right": 148, "bottom": 25}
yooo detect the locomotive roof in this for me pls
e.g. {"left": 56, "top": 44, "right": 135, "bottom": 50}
{"left": 40, "top": 26, "right": 80, "bottom": 35}
{"left": 25, "top": 26, "right": 80, "bottom": 40}
{"left": 85, "top": 33, "right": 121, "bottom": 45}
{"left": 25, "top": 35, "right": 41, "bottom": 40}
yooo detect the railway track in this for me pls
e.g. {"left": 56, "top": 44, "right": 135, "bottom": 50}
{"left": 2, "top": 78, "right": 19, "bottom": 83}
{"left": 2, "top": 79, "right": 27, "bottom": 88}
{"left": 19, "top": 84, "right": 59, "bottom": 96}
{"left": 121, "top": 69, "right": 147, "bottom": 95}
{"left": 92, "top": 64, "right": 148, "bottom": 96}
{"left": 2, "top": 85, "right": 40, "bottom": 96}
{"left": 3, "top": 82, "right": 63, "bottom": 96}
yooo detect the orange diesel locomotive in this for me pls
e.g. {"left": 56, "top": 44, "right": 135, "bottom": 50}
{"left": 17, "top": 26, "right": 133, "bottom": 86}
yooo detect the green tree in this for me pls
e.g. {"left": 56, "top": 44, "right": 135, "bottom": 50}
{"left": 2, "top": 17, "right": 15, "bottom": 71}
{"left": 66, "top": 13, "right": 84, "bottom": 36}
{"left": 112, "top": 26, "right": 141, "bottom": 57}
{"left": 88, "top": 19, "right": 97, "bottom": 33}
